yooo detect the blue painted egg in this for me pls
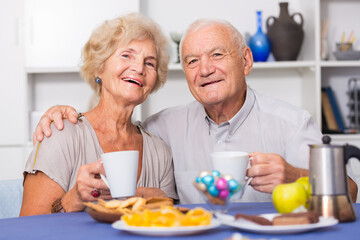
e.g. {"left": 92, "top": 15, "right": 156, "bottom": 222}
{"left": 195, "top": 176, "right": 202, "bottom": 183}
{"left": 211, "top": 170, "right": 221, "bottom": 177}
{"left": 208, "top": 185, "right": 219, "bottom": 196}
{"left": 201, "top": 175, "right": 214, "bottom": 186}
{"left": 228, "top": 179, "right": 239, "bottom": 191}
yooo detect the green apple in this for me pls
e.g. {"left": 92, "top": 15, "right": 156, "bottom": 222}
{"left": 296, "top": 176, "right": 312, "bottom": 198}
{"left": 272, "top": 182, "right": 308, "bottom": 214}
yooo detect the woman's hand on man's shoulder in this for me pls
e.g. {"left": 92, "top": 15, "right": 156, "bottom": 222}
{"left": 33, "top": 105, "right": 78, "bottom": 145}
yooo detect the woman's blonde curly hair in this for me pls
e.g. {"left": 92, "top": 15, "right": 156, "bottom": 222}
{"left": 80, "top": 12, "right": 169, "bottom": 95}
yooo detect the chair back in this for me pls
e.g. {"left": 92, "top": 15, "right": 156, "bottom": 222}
{"left": 0, "top": 179, "right": 23, "bottom": 219}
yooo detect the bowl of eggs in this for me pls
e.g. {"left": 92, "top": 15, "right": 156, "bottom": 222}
{"left": 194, "top": 170, "right": 245, "bottom": 213}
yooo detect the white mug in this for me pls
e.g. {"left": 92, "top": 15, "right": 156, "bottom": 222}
{"left": 100, "top": 150, "right": 139, "bottom": 198}
{"left": 211, "top": 151, "right": 251, "bottom": 183}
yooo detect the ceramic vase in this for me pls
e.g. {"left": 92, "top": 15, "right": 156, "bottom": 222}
{"left": 266, "top": 2, "right": 304, "bottom": 61}
{"left": 170, "top": 32, "right": 182, "bottom": 63}
{"left": 249, "top": 11, "right": 271, "bottom": 62}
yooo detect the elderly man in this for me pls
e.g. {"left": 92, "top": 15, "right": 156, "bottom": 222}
{"left": 34, "top": 18, "right": 358, "bottom": 203}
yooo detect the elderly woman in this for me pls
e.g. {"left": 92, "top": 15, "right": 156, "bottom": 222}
{"left": 20, "top": 13, "right": 177, "bottom": 216}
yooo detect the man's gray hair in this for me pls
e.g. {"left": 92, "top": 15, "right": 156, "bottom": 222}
{"left": 179, "top": 18, "right": 247, "bottom": 65}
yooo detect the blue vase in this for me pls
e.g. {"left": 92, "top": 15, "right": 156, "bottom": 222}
{"left": 249, "top": 11, "right": 271, "bottom": 62}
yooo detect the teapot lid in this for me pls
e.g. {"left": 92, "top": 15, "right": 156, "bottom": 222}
{"left": 309, "top": 135, "right": 344, "bottom": 148}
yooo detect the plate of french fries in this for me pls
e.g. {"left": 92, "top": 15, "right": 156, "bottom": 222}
{"left": 111, "top": 206, "right": 221, "bottom": 236}
{"left": 84, "top": 197, "right": 175, "bottom": 223}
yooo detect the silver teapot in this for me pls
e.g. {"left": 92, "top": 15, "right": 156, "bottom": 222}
{"left": 309, "top": 135, "right": 360, "bottom": 222}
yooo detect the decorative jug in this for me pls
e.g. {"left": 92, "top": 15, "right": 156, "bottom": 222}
{"left": 309, "top": 135, "right": 360, "bottom": 222}
{"left": 266, "top": 2, "right": 304, "bottom": 61}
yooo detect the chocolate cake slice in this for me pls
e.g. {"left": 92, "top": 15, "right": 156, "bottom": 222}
{"left": 272, "top": 211, "right": 319, "bottom": 225}
{"left": 235, "top": 213, "right": 272, "bottom": 225}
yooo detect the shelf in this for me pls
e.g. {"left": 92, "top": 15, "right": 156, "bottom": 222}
{"left": 329, "top": 133, "right": 360, "bottom": 141}
{"left": 320, "top": 61, "right": 360, "bottom": 67}
{"left": 25, "top": 61, "right": 318, "bottom": 74}
{"left": 253, "top": 61, "right": 316, "bottom": 69}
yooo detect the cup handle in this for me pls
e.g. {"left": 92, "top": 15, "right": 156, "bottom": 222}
{"left": 244, "top": 156, "right": 253, "bottom": 186}
{"left": 100, "top": 174, "right": 110, "bottom": 188}
{"left": 245, "top": 177, "right": 252, "bottom": 186}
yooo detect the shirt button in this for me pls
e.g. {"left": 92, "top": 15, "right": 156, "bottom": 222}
{"left": 217, "top": 140, "right": 222, "bottom": 144}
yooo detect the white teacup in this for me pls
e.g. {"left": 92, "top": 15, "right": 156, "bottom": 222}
{"left": 211, "top": 151, "right": 251, "bottom": 183}
{"left": 100, "top": 150, "right": 139, "bottom": 198}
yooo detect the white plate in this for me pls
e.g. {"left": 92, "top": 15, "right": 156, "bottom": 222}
{"left": 112, "top": 219, "right": 221, "bottom": 237}
{"left": 219, "top": 213, "right": 338, "bottom": 234}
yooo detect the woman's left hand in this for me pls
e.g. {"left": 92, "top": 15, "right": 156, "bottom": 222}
{"left": 62, "top": 159, "right": 112, "bottom": 212}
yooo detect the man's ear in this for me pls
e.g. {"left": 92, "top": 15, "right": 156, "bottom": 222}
{"left": 243, "top": 47, "right": 253, "bottom": 76}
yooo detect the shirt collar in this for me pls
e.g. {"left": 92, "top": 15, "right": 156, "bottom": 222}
{"left": 204, "top": 86, "right": 256, "bottom": 135}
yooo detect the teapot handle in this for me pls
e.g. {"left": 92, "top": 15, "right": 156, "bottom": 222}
{"left": 344, "top": 144, "right": 360, "bottom": 164}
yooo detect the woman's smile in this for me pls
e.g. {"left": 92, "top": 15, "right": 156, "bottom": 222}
{"left": 122, "top": 77, "right": 143, "bottom": 87}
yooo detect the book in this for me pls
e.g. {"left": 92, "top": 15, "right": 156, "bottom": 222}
{"left": 321, "top": 89, "right": 338, "bottom": 131}
{"left": 324, "top": 87, "right": 345, "bottom": 131}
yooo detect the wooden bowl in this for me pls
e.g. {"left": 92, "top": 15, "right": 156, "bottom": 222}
{"left": 86, "top": 207, "right": 122, "bottom": 223}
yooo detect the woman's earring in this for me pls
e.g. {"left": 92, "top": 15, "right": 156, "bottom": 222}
{"left": 95, "top": 77, "right": 102, "bottom": 84}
